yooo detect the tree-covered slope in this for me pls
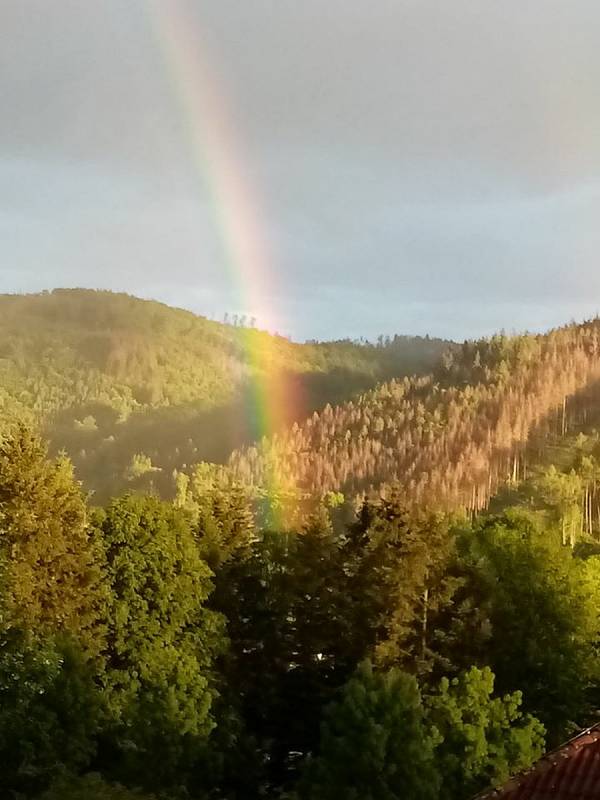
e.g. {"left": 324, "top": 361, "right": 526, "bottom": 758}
{"left": 227, "top": 321, "right": 600, "bottom": 513}
{"left": 0, "top": 289, "right": 449, "bottom": 498}
{"left": 4, "top": 416, "right": 596, "bottom": 800}
{"left": 6, "top": 317, "right": 600, "bottom": 800}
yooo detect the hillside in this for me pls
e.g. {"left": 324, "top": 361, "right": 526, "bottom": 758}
{"left": 5, "top": 365, "right": 600, "bottom": 800}
{"left": 0, "top": 289, "right": 449, "bottom": 498}
{"left": 5, "top": 296, "right": 600, "bottom": 800}
{"left": 226, "top": 320, "right": 600, "bottom": 515}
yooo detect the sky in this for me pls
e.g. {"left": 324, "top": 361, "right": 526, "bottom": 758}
{"left": 2, "top": 0, "right": 600, "bottom": 342}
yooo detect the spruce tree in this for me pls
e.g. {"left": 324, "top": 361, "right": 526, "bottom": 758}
{"left": 347, "top": 494, "right": 459, "bottom": 674}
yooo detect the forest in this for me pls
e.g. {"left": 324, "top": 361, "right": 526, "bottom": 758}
{"left": 4, "top": 292, "right": 600, "bottom": 799}
{"left": 0, "top": 290, "right": 448, "bottom": 500}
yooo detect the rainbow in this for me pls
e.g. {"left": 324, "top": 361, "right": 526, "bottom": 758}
{"left": 147, "top": 0, "right": 303, "bottom": 523}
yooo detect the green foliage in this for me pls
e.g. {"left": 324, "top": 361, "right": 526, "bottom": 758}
{"left": 424, "top": 666, "right": 545, "bottom": 799}
{"left": 539, "top": 465, "right": 584, "bottom": 546}
{"left": 93, "top": 495, "right": 226, "bottom": 785}
{"left": 0, "top": 424, "right": 105, "bottom": 656}
{"left": 76, "top": 414, "right": 99, "bottom": 432}
{"left": 458, "top": 510, "right": 600, "bottom": 739}
{"left": 209, "top": 511, "right": 361, "bottom": 792}
{"left": 124, "top": 453, "right": 161, "bottom": 482}
{"left": 185, "top": 470, "right": 257, "bottom": 571}
{"left": 348, "top": 495, "right": 460, "bottom": 675}
{"left": 229, "top": 320, "right": 600, "bottom": 516}
{"left": 300, "top": 662, "right": 545, "bottom": 800}
{"left": 6, "top": 306, "right": 600, "bottom": 798}
{"left": 0, "top": 632, "right": 102, "bottom": 797}
{"left": 0, "top": 289, "right": 448, "bottom": 501}
{"left": 299, "top": 661, "right": 441, "bottom": 800}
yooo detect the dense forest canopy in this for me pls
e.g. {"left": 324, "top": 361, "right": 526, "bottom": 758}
{"left": 227, "top": 319, "right": 600, "bottom": 520}
{"left": 4, "top": 415, "right": 600, "bottom": 800}
{"left": 0, "top": 290, "right": 449, "bottom": 500}
{"left": 4, "top": 293, "right": 600, "bottom": 799}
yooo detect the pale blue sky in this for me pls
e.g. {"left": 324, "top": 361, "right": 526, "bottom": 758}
{"left": 2, "top": 1, "right": 600, "bottom": 341}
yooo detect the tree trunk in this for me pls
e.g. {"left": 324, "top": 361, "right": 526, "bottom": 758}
{"left": 421, "top": 587, "right": 429, "bottom": 664}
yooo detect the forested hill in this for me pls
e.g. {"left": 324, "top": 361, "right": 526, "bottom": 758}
{"left": 0, "top": 289, "right": 449, "bottom": 498}
{"left": 227, "top": 320, "right": 600, "bottom": 514}
{"left": 6, "top": 295, "right": 600, "bottom": 800}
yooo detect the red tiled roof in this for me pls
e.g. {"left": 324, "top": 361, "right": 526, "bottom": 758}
{"left": 475, "top": 725, "right": 600, "bottom": 799}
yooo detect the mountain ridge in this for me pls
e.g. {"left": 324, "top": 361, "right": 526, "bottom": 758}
{"left": 0, "top": 288, "right": 450, "bottom": 498}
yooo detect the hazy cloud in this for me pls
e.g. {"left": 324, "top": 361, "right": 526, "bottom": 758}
{"left": 2, "top": 0, "right": 600, "bottom": 340}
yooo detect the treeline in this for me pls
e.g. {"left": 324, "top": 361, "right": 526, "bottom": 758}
{"left": 0, "top": 289, "right": 448, "bottom": 499}
{"left": 3, "top": 424, "right": 600, "bottom": 799}
{"left": 228, "top": 321, "right": 600, "bottom": 515}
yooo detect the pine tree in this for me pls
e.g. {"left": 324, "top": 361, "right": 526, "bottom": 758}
{"left": 347, "top": 493, "right": 460, "bottom": 675}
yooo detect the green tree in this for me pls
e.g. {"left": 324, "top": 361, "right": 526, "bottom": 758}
{"left": 459, "top": 510, "right": 600, "bottom": 739}
{"left": 424, "top": 666, "right": 545, "bottom": 799}
{"left": 208, "top": 506, "right": 365, "bottom": 794}
{"left": 0, "top": 424, "right": 105, "bottom": 656}
{"left": 124, "top": 453, "right": 161, "bottom": 482}
{"left": 93, "top": 495, "right": 226, "bottom": 787}
{"left": 347, "top": 495, "right": 460, "bottom": 675}
{"left": 0, "top": 632, "right": 102, "bottom": 797}
{"left": 299, "top": 661, "right": 440, "bottom": 800}
{"left": 539, "top": 466, "right": 584, "bottom": 546}
{"left": 0, "top": 426, "right": 106, "bottom": 796}
{"left": 195, "top": 484, "right": 256, "bottom": 572}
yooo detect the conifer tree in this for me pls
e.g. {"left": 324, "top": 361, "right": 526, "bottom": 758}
{"left": 347, "top": 494, "right": 460, "bottom": 674}
{"left": 0, "top": 424, "right": 105, "bottom": 656}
